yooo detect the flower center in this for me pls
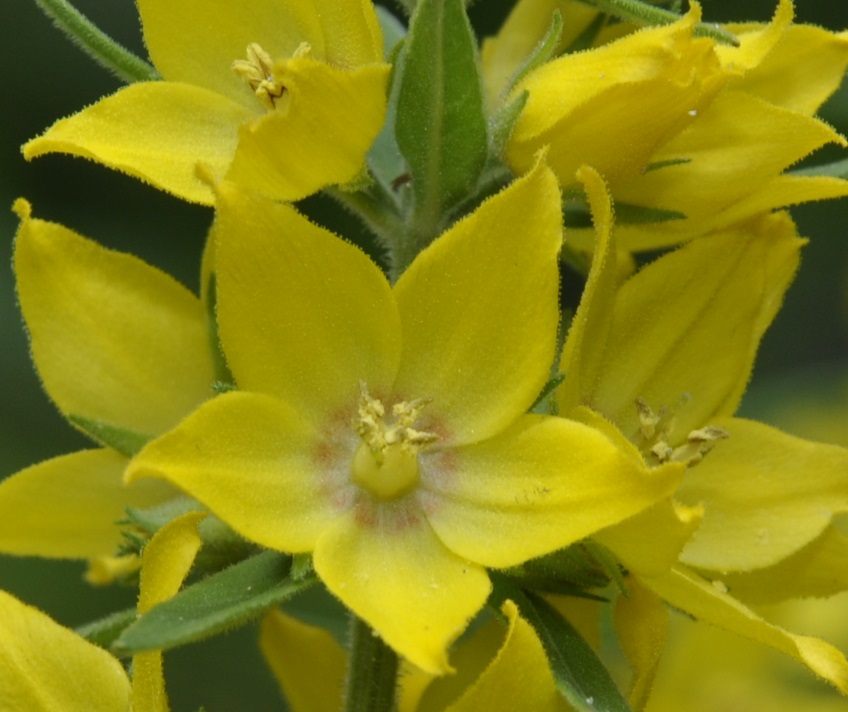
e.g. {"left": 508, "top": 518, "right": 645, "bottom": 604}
{"left": 635, "top": 396, "right": 728, "bottom": 467}
{"left": 350, "top": 383, "right": 438, "bottom": 501}
{"left": 232, "top": 42, "right": 310, "bottom": 110}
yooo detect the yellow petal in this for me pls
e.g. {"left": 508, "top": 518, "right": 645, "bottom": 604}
{"left": 678, "top": 417, "right": 848, "bottom": 572}
{"left": 570, "top": 211, "right": 802, "bottom": 446}
{"left": 392, "top": 160, "right": 562, "bottom": 446}
{"left": 313, "top": 509, "right": 492, "bottom": 674}
{"left": 0, "top": 449, "right": 173, "bottom": 558}
{"left": 226, "top": 58, "right": 389, "bottom": 201}
{"left": 723, "top": 525, "right": 848, "bottom": 605}
{"left": 596, "top": 498, "right": 702, "bottom": 578}
{"left": 614, "top": 91, "right": 847, "bottom": 239}
{"left": 126, "top": 392, "right": 338, "bottom": 553}
{"left": 614, "top": 578, "right": 668, "bottom": 712}
{"left": 641, "top": 566, "right": 848, "bottom": 695}
{"left": 13, "top": 201, "right": 214, "bottom": 435}
{"left": 0, "top": 589, "right": 131, "bottom": 711}
{"left": 444, "top": 601, "right": 563, "bottom": 712}
{"left": 558, "top": 165, "right": 618, "bottom": 414}
{"left": 307, "top": 0, "right": 385, "bottom": 65}
{"left": 480, "top": 0, "right": 600, "bottom": 106}
{"left": 213, "top": 181, "right": 400, "bottom": 425}
{"left": 722, "top": 20, "right": 848, "bottom": 115}
{"left": 259, "top": 610, "right": 346, "bottom": 712}
{"left": 714, "top": 0, "right": 792, "bottom": 74}
{"left": 424, "top": 414, "right": 685, "bottom": 569}
{"left": 23, "top": 83, "right": 250, "bottom": 205}
{"left": 133, "top": 512, "right": 204, "bottom": 712}
{"left": 508, "top": 5, "right": 726, "bottom": 188}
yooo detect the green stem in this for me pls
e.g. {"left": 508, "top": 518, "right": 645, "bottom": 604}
{"left": 33, "top": 0, "right": 159, "bottom": 82}
{"left": 344, "top": 616, "right": 399, "bottom": 712}
{"left": 577, "top": 0, "right": 739, "bottom": 46}
{"left": 325, "top": 183, "right": 405, "bottom": 255}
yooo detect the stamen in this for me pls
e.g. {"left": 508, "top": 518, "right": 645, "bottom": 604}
{"left": 232, "top": 43, "right": 286, "bottom": 110}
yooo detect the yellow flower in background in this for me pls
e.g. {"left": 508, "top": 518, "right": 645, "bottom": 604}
{"left": 258, "top": 601, "right": 566, "bottom": 712}
{"left": 562, "top": 167, "right": 848, "bottom": 694}
{"left": 0, "top": 512, "right": 202, "bottom": 712}
{"left": 23, "top": 0, "right": 390, "bottom": 205}
{"left": 0, "top": 202, "right": 214, "bottom": 568}
{"left": 488, "top": 0, "right": 848, "bottom": 251}
{"left": 126, "top": 161, "right": 683, "bottom": 674}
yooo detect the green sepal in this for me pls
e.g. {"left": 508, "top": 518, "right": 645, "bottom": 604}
{"left": 791, "top": 157, "right": 848, "bottom": 179}
{"left": 503, "top": 542, "right": 612, "bottom": 596}
{"left": 490, "top": 574, "right": 633, "bottom": 712}
{"left": 614, "top": 202, "right": 686, "bottom": 225}
{"left": 645, "top": 157, "right": 691, "bottom": 172}
{"left": 564, "top": 200, "right": 685, "bottom": 227}
{"left": 112, "top": 551, "right": 315, "bottom": 656}
{"left": 576, "top": 0, "right": 739, "bottom": 46}
{"left": 75, "top": 607, "right": 137, "bottom": 648}
{"left": 501, "top": 10, "right": 564, "bottom": 101}
{"left": 530, "top": 373, "right": 566, "bottom": 413}
{"left": 126, "top": 497, "right": 258, "bottom": 575}
{"left": 67, "top": 414, "right": 152, "bottom": 458}
{"left": 489, "top": 90, "right": 528, "bottom": 159}
{"left": 395, "top": 0, "right": 488, "bottom": 227}
{"left": 205, "top": 274, "right": 235, "bottom": 388}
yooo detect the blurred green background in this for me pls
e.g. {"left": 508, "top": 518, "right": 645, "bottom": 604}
{"left": 1, "top": 0, "right": 847, "bottom": 709}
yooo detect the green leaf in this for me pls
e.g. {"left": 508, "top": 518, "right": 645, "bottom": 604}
{"left": 395, "top": 0, "right": 488, "bottom": 226}
{"left": 112, "top": 551, "right": 314, "bottom": 655}
{"left": 614, "top": 202, "right": 685, "bottom": 225}
{"left": 490, "top": 574, "right": 632, "bottom": 712}
{"left": 67, "top": 414, "right": 152, "bottom": 458}
{"left": 791, "top": 157, "right": 848, "bottom": 180}
{"left": 75, "top": 607, "right": 137, "bottom": 648}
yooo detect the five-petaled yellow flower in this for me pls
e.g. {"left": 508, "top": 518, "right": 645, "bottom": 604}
{"left": 127, "top": 161, "right": 683, "bottom": 673}
{"left": 23, "top": 0, "right": 390, "bottom": 204}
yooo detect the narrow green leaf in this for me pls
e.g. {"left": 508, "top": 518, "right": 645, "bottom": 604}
{"left": 530, "top": 373, "right": 566, "bottom": 413}
{"left": 33, "top": 0, "right": 159, "bottom": 82}
{"left": 790, "top": 157, "right": 848, "bottom": 180}
{"left": 113, "top": 551, "right": 314, "bottom": 655}
{"left": 502, "top": 10, "right": 564, "bottom": 99}
{"left": 205, "top": 275, "right": 235, "bottom": 388}
{"left": 489, "top": 90, "right": 528, "bottom": 159}
{"left": 75, "top": 607, "right": 137, "bottom": 648}
{"left": 67, "top": 414, "right": 151, "bottom": 458}
{"left": 614, "top": 202, "right": 686, "bottom": 225}
{"left": 395, "top": 0, "right": 488, "bottom": 223}
{"left": 644, "top": 157, "right": 691, "bottom": 172}
{"left": 576, "top": 0, "right": 739, "bottom": 46}
{"left": 490, "top": 574, "right": 632, "bottom": 712}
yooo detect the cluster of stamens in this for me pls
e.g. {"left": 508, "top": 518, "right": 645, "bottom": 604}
{"left": 351, "top": 383, "right": 438, "bottom": 500}
{"left": 636, "top": 396, "right": 728, "bottom": 467}
{"left": 232, "top": 43, "right": 288, "bottom": 109}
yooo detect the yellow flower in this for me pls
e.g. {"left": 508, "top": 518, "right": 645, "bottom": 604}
{"left": 126, "top": 161, "right": 683, "bottom": 673}
{"left": 258, "top": 600, "right": 567, "bottom": 711}
{"left": 562, "top": 166, "right": 848, "bottom": 693}
{"left": 487, "top": 0, "right": 848, "bottom": 250}
{"left": 0, "top": 201, "right": 214, "bottom": 564}
{"left": 0, "top": 512, "right": 202, "bottom": 712}
{"left": 23, "top": 0, "right": 389, "bottom": 205}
